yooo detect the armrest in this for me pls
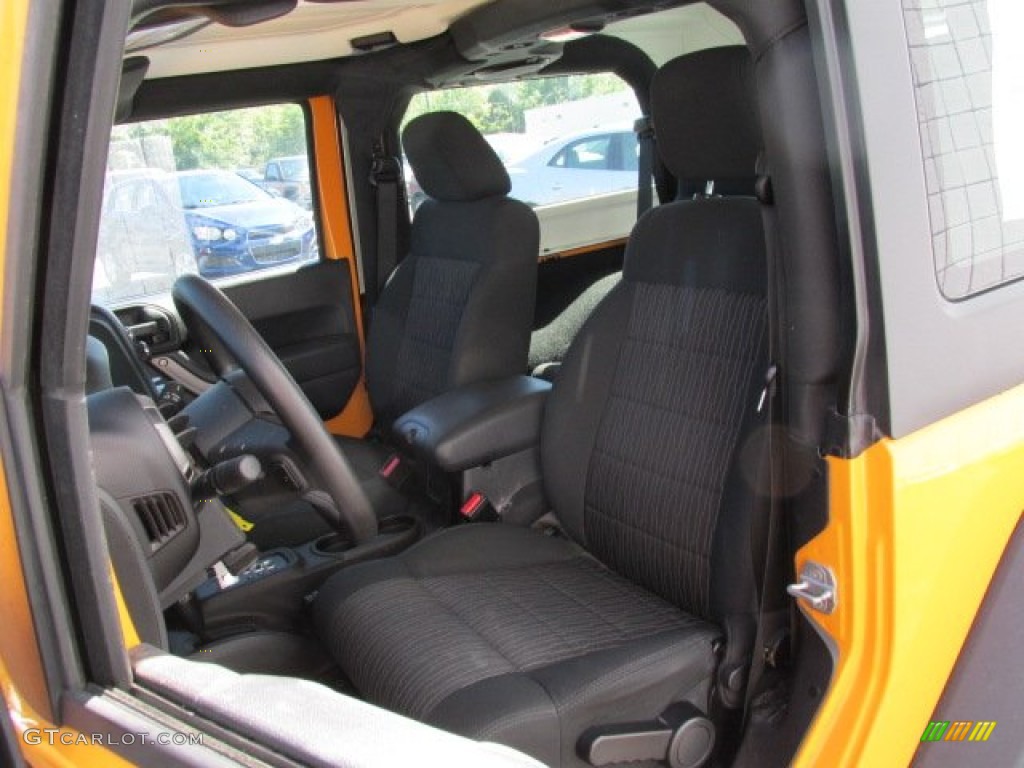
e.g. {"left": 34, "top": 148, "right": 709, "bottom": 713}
{"left": 393, "top": 376, "right": 551, "bottom": 472}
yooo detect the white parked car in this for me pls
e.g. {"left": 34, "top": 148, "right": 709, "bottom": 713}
{"left": 406, "top": 127, "right": 642, "bottom": 255}
{"left": 505, "top": 128, "right": 639, "bottom": 208}
{"left": 406, "top": 128, "right": 639, "bottom": 213}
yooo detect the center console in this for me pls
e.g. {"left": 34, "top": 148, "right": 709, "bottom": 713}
{"left": 194, "top": 514, "right": 420, "bottom": 635}
{"left": 392, "top": 375, "right": 551, "bottom": 524}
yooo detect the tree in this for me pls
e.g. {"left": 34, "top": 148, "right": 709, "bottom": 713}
{"left": 404, "top": 74, "right": 632, "bottom": 139}
{"left": 480, "top": 89, "right": 523, "bottom": 133}
{"left": 107, "top": 105, "right": 310, "bottom": 173}
{"left": 514, "top": 73, "right": 627, "bottom": 110}
{"left": 403, "top": 87, "right": 489, "bottom": 130}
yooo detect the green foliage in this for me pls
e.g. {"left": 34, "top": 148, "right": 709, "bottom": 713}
{"left": 480, "top": 89, "right": 522, "bottom": 133}
{"left": 108, "top": 74, "right": 630, "bottom": 175}
{"left": 111, "top": 104, "right": 308, "bottom": 172}
{"left": 404, "top": 73, "right": 630, "bottom": 136}
{"left": 518, "top": 72, "right": 625, "bottom": 108}
{"left": 404, "top": 88, "right": 489, "bottom": 129}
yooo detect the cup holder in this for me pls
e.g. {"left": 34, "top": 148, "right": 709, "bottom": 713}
{"left": 380, "top": 514, "right": 418, "bottom": 536}
{"left": 312, "top": 532, "right": 354, "bottom": 555}
{"left": 311, "top": 514, "right": 420, "bottom": 560}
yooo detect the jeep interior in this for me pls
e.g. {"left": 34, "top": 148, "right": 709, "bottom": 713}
{"left": 33, "top": 0, "right": 846, "bottom": 766}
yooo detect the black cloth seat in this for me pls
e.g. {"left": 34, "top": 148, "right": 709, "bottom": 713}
{"left": 365, "top": 112, "right": 539, "bottom": 428}
{"left": 315, "top": 47, "right": 767, "bottom": 767}
{"left": 316, "top": 525, "right": 720, "bottom": 763}
{"left": 351, "top": 112, "right": 538, "bottom": 522}
{"left": 263, "top": 112, "right": 539, "bottom": 538}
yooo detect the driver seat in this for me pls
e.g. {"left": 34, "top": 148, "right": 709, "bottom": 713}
{"left": 314, "top": 47, "right": 768, "bottom": 767}
{"left": 255, "top": 113, "right": 539, "bottom": 547}
{"left": 338, "top": 112, "right": 540, "bottom": 510}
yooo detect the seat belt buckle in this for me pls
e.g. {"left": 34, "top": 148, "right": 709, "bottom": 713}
{"left": 378, "top": 453, "right": 412, "bottom": 490}
{"left": 460, "top": 491, "right": 497, "bottom": 523}
{"left": 756, "top": 363, "right": 778, "bottom": 413}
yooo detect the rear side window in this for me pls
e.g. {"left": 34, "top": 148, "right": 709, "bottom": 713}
{"left": 93, "top": 103, "right": 319, "bottom": 306}
{"left": 904, "top": 0, "right": 1024, "bottom": 299}
{"left": 404, "top": 74, "right": 642, "bottom": 256}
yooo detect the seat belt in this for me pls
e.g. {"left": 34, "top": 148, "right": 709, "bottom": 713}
{"left": 743, "top": 164, "right": 792, "bottom": 727}
{"left": 634, "top": 115, "right": 656, "bottom": 218}
{"left": 369, "top": 137, "right": 404, "bottom": 302}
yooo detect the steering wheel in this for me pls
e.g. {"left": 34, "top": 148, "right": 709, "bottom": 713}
{"left": 172, "top": 274, "right": 377, "bottom": 544}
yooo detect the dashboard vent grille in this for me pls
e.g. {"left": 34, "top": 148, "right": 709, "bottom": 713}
{"left": 131, "top": 492, "right": 186, "bottom": 548}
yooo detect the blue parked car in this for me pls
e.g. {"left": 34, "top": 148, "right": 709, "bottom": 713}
{"left": 94, "top": 168, "right": 317, "bottom": 301}
{"left": 176, "top": 169, "right": 317, "bottom": 278}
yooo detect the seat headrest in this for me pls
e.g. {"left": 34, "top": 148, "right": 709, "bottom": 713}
{"left": 651, "top": 46, "right": 761, "bottom": 185}
{"left": 403, "top": 111, "right": 511, "bottom": 203}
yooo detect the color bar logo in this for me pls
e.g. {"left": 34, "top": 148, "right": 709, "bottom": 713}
{"left": 921, "top": 721, "right": 996, "bottom": 743}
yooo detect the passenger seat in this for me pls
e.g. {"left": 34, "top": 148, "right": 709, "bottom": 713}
{"left": 314, "top": 46, "right": 770, "bottom": 768}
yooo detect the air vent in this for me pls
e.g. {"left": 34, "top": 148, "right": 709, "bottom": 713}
{"left": 131, "top": 492, "right": 187, "bottom": 549}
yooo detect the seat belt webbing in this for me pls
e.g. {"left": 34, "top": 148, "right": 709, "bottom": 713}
{"left": 634, "top": 116, "right": 656, "bottom": 218}
{"left": 369, "top": 139, "right": 403, "bottom": 302}
{"left": 743, "top": 166, "right": 790, "bottom": 725}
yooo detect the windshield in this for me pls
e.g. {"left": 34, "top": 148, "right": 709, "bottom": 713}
{"left": 178, "top": 172, "right": 269, "bottom": 209}
{"left": 279, "top": 158, "right": 309, "bottom": 180}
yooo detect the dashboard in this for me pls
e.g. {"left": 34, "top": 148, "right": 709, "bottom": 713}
{"left": 87, "top": 385, "right": 246, "bottom": 611}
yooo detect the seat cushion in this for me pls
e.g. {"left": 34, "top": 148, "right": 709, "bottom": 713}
{"left": 314, "top": 524, "right": 721, "bottom": 767}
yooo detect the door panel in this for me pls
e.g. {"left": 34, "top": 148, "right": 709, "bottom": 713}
{"left": 792, "top": 384, "right": 1024, "bottom": 768}
{"left": 913, "top": 517, "right": 1024, "bottom": 766}
{"left": 221, "top": 260, "right": 361, "bottom": 419}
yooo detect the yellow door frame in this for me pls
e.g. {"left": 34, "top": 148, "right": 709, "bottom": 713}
{"left": 308, "top": 95, "right": 374, "bottom": 438}
{"left": 1, "top": 6, "right": 132, "bottom": 764}
{"left": 793, "top": 382, "right": 1024, "bottom": 766}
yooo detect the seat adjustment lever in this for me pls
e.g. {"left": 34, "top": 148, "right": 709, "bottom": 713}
{"left": 578, "top": 702, "right": 714, "bottom": 768}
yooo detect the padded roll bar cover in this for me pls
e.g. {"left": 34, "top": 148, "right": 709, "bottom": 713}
{"left": 393, "top": 376, "right": 551, "bottom": 472}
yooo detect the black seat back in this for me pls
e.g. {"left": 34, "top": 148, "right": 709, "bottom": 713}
{"left": 541, "top": 47, "right": 767, "bottom": 637}
{"left": 365, "top": 112, "right": 539, "bottom": 426}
